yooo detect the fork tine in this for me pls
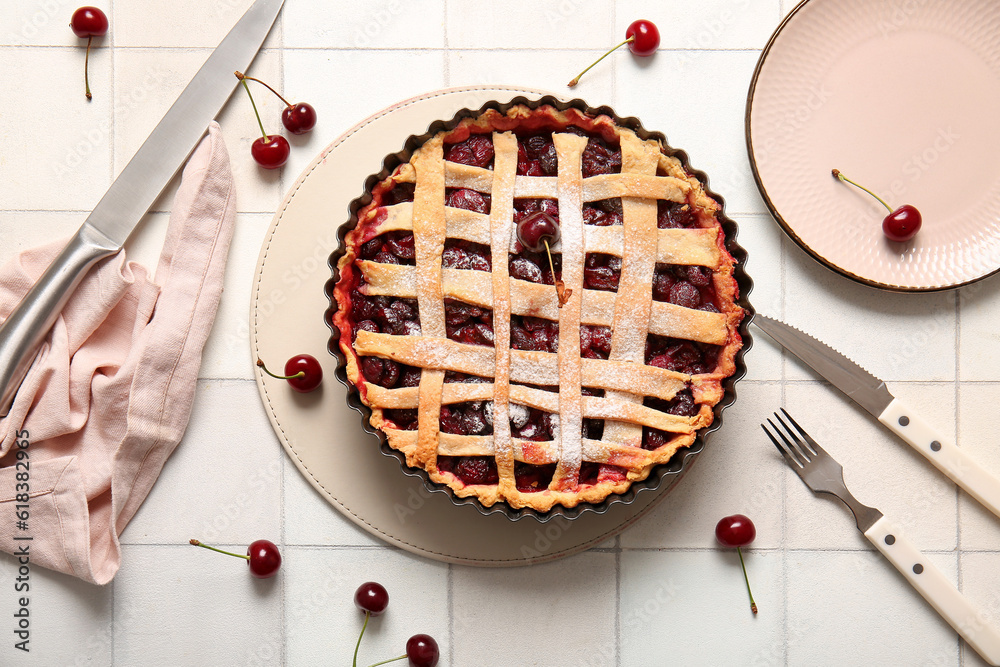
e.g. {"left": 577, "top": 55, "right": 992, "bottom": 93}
{"left": 779, "top": 407, "right": 826, "bottom": 457}
{"left": 762, "top": 420, "right": 805, "bottom": 468}
{"left": 772, "top": 411, "right": 815, "bottom": 463}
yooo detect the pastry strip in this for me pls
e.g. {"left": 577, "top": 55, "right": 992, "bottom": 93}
{"left": 488, "top": 132, "right": 519, "bottom": 493}
{"left": 358, "top": 263, "right": 729, "bottom": 345}
{"left": 410, "top": 136, "right": 447, "bottom": 467}
{"left": 551, "top": 132, "right": 588, "bottom": 492}
{"left": 601, "top": 132, "right": 661, "bottom": 452}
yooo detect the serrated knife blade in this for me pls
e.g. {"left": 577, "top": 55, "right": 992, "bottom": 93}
{"left": 755, "top": 314, "right": 1000, "bottom": 519}
{"left": 754, "top": 314, "right": 894, "bottom": 417}
{"left": 0, "top": 0, "right": 284, "bottom": 416}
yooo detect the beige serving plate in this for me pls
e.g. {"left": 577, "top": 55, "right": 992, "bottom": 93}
{"left": 249, "top": 86, "right": 682, "bottom": 566}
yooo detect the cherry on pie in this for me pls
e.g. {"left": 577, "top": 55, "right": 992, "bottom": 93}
{"left": 331, "top": 103, "right": 745, "bottom": 512}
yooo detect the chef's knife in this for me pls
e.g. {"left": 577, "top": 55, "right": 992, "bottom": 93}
{"left": 754, "top": 314, "right": 1000, "bottom": 519}
{"left": 0, "top": 0, "right": 284, "bottom": 417}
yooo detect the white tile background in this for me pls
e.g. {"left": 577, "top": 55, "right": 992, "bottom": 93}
{"left": 2, "top": 0, "right": 1000, "bottom": 665}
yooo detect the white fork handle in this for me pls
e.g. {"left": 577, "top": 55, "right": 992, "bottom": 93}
{"left": 865, "top": 516, "right": 1000, "bottom": 665}
{"left": 879, "top": 398, "right": 1000, "bottom": 519}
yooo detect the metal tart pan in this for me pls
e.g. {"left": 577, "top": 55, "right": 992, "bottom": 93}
{"left": 324, "top": 94, "right": 755, "bottom": 522}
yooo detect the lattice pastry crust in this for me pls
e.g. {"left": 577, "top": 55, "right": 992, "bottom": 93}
{"left": 333, "top": 104, "right": 744, "bottom": 512}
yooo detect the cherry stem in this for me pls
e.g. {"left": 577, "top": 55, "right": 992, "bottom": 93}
{"left": 256, "top": 358, "right": 305, "bottom": 381}
{"left": 238, "top": 74, "right": 268, "bottom": 140}
{"left": 366, "top": 656, "right": 406, "bottom": 667}
{"left": 236, "top": 71, "right": 294, "bottom": 108}
{"left": 353, "top": 611, "right": 370, "bottom": 667}
{"left": 568, "top": 35, "right": 635, "bottom": 87}
{"left": 736, "top": 546, "right": 758, "bottom": 614}
{"left": 83, "top": 35, "right": 94, "bottom": 100}
{"left": 188, "top": 539, "right": 249, "bottom": 561}
{"left": 542, "top": 239, "right": 571, "bottom": 307}
{"left": 832, "top": 169, "right": 892, "bottom": 213}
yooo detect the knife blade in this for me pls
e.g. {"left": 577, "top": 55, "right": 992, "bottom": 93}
{"left": 0, "top": 0, "right": 284, "bottom": 416}
{"left": 755, "top": 314, "right": 1000, "bottom": 519}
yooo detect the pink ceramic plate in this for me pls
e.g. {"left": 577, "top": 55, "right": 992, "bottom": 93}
{"left": 747, "top": 0, "right": 1000, "bottom": 290}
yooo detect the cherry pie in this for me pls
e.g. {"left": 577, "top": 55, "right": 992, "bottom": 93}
{"left": 331, "top": 103, "right": 745, "bottom": 512}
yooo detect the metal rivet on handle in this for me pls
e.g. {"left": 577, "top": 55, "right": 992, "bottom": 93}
{"left": 898, "top": 416, "right": 910, "bottom": 426}
{"left": 913, "top": 563, "right": 924, "bottom": 574}
{"left": 885, "top": 535, "right": 895, "bottom": 545}
{"left": 930, "top": 441, "right": 941, "bottom": 452}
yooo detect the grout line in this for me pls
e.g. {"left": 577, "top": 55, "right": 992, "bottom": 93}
{"left": 442, "top": 0, "right": 450, "bottom": 87}
{"left": 609, "top": 0, "right": 617, "bottom": 106}
{"left": 447, "top": 563, "right": 455, "bottom": 667}
{"left": 109, "top": 3, "right": 117, "bottom": 663}
{"left": 0, "top": 44, "right": 763, "bottom": 53}
{"left": 779, "top": 228, "right": 789, "bottom": 667}
{"left": 954, "top": 290, "right": 966, "bottom": 667}
{"left": 614, "top": 534, "right": 621, "bottom": 667}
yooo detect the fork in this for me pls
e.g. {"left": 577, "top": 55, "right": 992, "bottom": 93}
{"left": 764, "top": 409, "right": 1000, "bottom": 666}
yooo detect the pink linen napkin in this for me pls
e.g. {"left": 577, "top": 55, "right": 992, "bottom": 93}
{"left": 0, "top": 121, "right": 235, "bottom": 584}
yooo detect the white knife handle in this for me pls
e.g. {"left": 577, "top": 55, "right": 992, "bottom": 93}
{"left": 865, "top": 516, "right": 1000, "bottom": 665}
{"left": 879, "top": 397, "right": 1000, "bottom": 519}
{"left": 0, "top": 223, "right": 119, "bottom": 416}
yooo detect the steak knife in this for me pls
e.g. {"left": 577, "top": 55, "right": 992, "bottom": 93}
{"left": 0, "top": 0, "right": 284, "bottom": 416}
{"left": 754, "top": 314, "right": 1000, "bottom": 519}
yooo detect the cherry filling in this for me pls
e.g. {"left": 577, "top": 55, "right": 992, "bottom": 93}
{"left": 584, "top": 253, "right": 621, "bottom": 292}
{"left": 509, "top": 251, "right": 561, "bottom": 284}
{"left": 349, "top": 125, "right": 722, "bottom": 492}
{"left": 580, "top": 325, "right": 613, "bottom": 359}
{"left": 383, "top": 408, "right": 418, "bottom": 430}
{"left": 514, "top": 462, "right": 557, "bottom": 491}
{"left": 383, "top": 182, "right": 415, "bottom": 205}
{"left": 445, "top": 133, "right": 495, "bottom": 169}
{"left": 436, "top": 456, "right": 499, "bottom": 485}
{"left": 443, "top": 239, "right": 492, "bottom": 271}
{"left": 360, "top": 230, "right": 415, "bottom": 266}
{"left": 653, "top": 264, "right": 720, "bottom": 312}
{"left": 583, "top": 198, "right": 623, "bottom": 226}
{"left": 446, "top": 188, "right": 491, "bottom": 214}
{"left": 642, "top": 390, "right": 700, "bottom": 453}
{"left": 657, "top": 200, "right": 699, "bottom": 229}
{"left": 441, "top": 401, "right": 493, "bottom": 436}
{"left": 580, "top": 133, "right": 623, "bottom": 175}
{"left": 517, "top": 134, "right": 558, "bottom": 176}
{"left": 445, "top": 300, "right": 495, "bottom": 346}
{"left": 645, "top": 335, "right": 719, "bottom": 375}
{"left": 350, "top": 292, "right": 421, "bottom": 339}
{"left": 511, "top": 315, "right": 559, "bottom": 353}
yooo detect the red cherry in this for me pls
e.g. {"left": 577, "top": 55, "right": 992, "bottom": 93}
{"left": 283, "top": 354, "right": 322, "bottom": 392}
{"left": 282, "top": 102, "right": 317, "bottom": 135}
{"left": 715, "top": 515, "right": 758, "bottom": 614}
{"left": 625, "top": 19, "right": 660, "bottom": 57}
{"left": 833, "top": 169, "right": 922, "bottom": 242}
{"left": 354, "top": 581, "right": 389, "bottom": 616}
{"left": 251, "top": 135, "right": 290, "bottom": 169}
{"left": 516, "top": 211, "right": 560, "bottom": 252}
{"left": 71, "top": 7, "right": 108, "bottom": 100}
{"left": 716, "top": 514, "right": 756, "bottom": 547}
{"left": 247, "top": 539, "right": 282, "bottom": 578}
{"left": 568, "top": 19, "right": 660, "bottom": 87}
{"left": 257, "top": 354, "right": 322, "bottom": 392}
{"left": 406, "top": 634, "right": 440, "bottom": 667}
{"left": 882, "top": 204, "right": 922, "bottom": 242}
{"left": 189, "top": 539, "right": 281, "bottom": 578}
{"left": 70, "top": 6, "right": 108, "bottom": 37}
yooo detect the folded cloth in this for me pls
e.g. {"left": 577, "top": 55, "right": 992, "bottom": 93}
{"left": 0, "top": 122, "right": 235, "bottom": 584}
